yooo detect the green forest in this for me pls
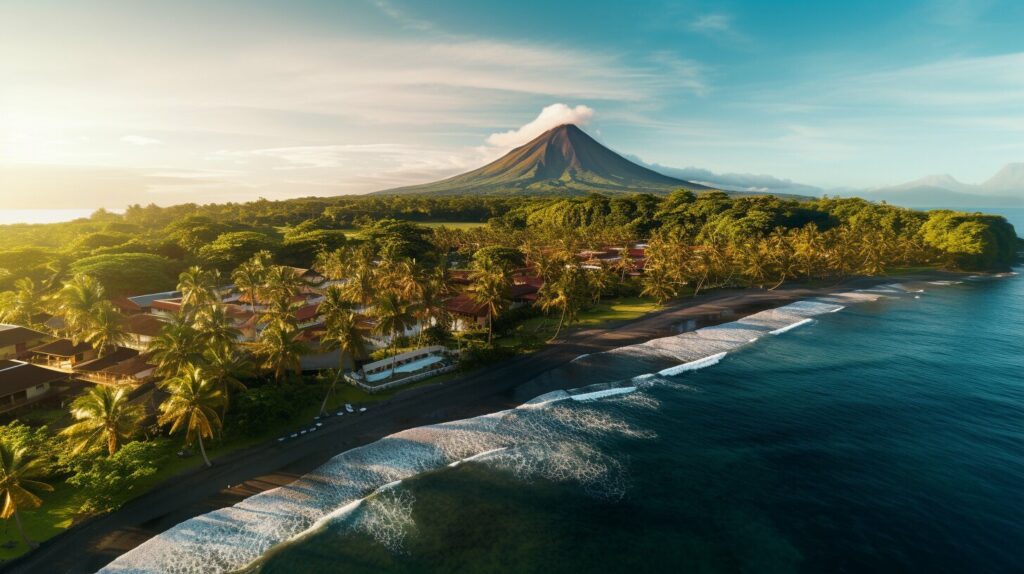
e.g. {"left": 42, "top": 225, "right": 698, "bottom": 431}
{"left": 0, "top": 192, "right": 1018, "bottom": 300}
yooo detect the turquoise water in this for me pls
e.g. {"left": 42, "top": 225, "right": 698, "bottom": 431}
{"left": 229, "top": 273, "right": 1022, "bottom": 574}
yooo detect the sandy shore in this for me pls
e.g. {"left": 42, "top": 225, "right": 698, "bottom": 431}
{"left": 1, "top": 278, "right": 925, "bottom": 574}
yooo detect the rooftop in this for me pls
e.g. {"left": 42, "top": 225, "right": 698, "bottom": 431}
{"left": 0, "top": 360, "right": 67, "bottom": 394}
{"left": 0, "top": 324, "right": 49, "bottom": 348}
{"left": 30, "top": 339, "right": 92, "bottom": 357}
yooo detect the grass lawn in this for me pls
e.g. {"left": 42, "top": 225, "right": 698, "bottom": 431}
{"left": 498, "top": 296, "right": 660, "bottom": 348}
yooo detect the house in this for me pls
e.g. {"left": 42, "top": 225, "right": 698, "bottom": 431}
{"left": 149, "top": 297, "right": 184, "bottom": 319}
{"left": 0, "top": 324, "right": 51, "bottom": 360}
{"left": 508, "top": 283, "right": 540, "bottom": 306}
{"left": 122, "top": 313, "right": 166, "bottom": 351}
{"left": 444, "top": 294, "right": 489, "bottom": 331}
{"left": 0, "top": 359, "right": 68, "bottom": 413}
{"left": 28, "top": 339, "right": 96, "bottom": 371}
{"left": 73, "top": 347, "right": 153, "bottom": 385}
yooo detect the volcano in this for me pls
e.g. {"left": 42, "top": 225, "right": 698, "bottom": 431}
{"left": 374, "top": 124, "right": 710, "bottom": 196}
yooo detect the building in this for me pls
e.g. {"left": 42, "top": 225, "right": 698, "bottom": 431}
{"left": 122, "top": 313, "right": 166, "bottom": 351}
{"left": 28, "top": 339, "right": 96, "bottom": 371}
{"left": 0, "top": 359, "right": 68, "bottom": 413}
{"left": 444, "top": 294, "right": 489, "bottom": 331}
{"left": 0, "top": 324, "right": 50, "bottom": 360}
{"left": 126, "top": 290, "right": 182, "bottom": 314}
{"left": 73, "top": 347, "right": 154, "bottom": 386}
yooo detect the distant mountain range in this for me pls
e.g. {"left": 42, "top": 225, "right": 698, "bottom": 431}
{"left": 853, "top": 164, "right": 1024, "bottom": 208}
{"left": 372, "top": 123, "right": 1022, "bottom": 208}
{"left": 375, "top": 124, "right": 711, "bottom": 196}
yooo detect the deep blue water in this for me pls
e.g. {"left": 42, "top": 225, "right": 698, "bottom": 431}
{"left": 233, "top": 271, "right": 1023, "bottom": 574}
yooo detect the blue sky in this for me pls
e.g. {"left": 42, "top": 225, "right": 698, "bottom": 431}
{"left": 2, "top": 0, "right": 1023, "bottom": 207}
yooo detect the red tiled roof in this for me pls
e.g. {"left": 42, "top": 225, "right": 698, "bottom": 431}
{"left": 295, "top": 303, "right": 321, "bottom": 322}
{"left": 111, "top": 297, "right": 142, "bottom": 314}
{"left": 122, "top": 314, "right": 165, "bottom": 337}
{"left": 151, "top": 298, "right": 183, "bottom": 312}
{"left": 509, "top": 283, "right": 539, "bottom": 299}
{"left": 445, "top": 294, "right": 489, "bottom": 317}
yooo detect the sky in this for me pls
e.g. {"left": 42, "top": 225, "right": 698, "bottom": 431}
{"left": 2, "top": 0, "right": 1024, "bottom": 209}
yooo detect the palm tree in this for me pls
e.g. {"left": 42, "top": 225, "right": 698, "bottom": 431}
{"left": 148, "top": 315, "right": 204, "bottom": 378}
{"left": 82, "top": 301, "right": 129, "bottom": 357}
{"left": 0, "top": 278, "right": 43, "bottom": 327}
{"left": 194, "top": 304, "right": 241, "bottom": 351}
{"left": 158, "top": 365, "right": 224, "bottom": 467}
{"left": 61, "top": 385, "right": 144, "bottom": 456}
{"left": 0, "top": 440, "right": 53, "bottom": 548}
{"left": 321, "top": 308, "right": 367, "bottom": 371}
{"left": 201, "top": 345, "right": 251, "bottom": 412}
{"left": 257, "top": 323, "right": 308, "bottom": 381}
{"left": 341, "top": 257, "right": 377, "bottom": 310}
{"left": 641, "top": 267, "right": 676, "bottom": 304}
{"left": 264, "top": 265, "right": 304, "bottom": 305}
{"left": 318, "top": 309, "right": 367, "bottom": 415}
{"left": 539, "top": 265, "right": 585, "bottom": 341}
{"left": 177, "top": 266, "right": 220, "bottom": 317}
{"left": 587, "top": 261, "right": 615, "bottom": 303}
{"left": 373, "top": 292, "right": 415, "bottom": 371}
{"left": 231, "top": 250, "right": 271, "bottom": 314}
{"left": 54, "top": 274, "right": 106, "bottom": 342}
{"left": 468, "top": 262, "right": 508, "bottom": 344}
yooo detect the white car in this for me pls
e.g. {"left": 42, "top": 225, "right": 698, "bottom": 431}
{"left": 345, "top": 404, "right": 354, "bottom": 413}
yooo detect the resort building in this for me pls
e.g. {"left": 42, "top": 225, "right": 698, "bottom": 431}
{"left": 346, "top": 345, "right": 458, "bottom": 392}
{"left": 0, "top": 324, "right": 50, "bottom": 360}
{"left": 122, "top": 313, "right": 166, "bottom": 351}
{"left": 28, "top": 339, "right": 96, "bottom": 371}
{"left": 0, "top": 359, "right": 70, "bottom": 414}
{"left": 73, "top": 347, "right": 154, "bottom": 386}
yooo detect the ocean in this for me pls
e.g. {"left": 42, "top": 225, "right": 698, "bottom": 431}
{"left": 100, "top": 268, "right": 1024, "bottom": 574}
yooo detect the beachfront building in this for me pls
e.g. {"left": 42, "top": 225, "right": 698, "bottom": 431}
{"left": 345, "top": 345, "right": 458, "bottom": 393}
{"left": 444, "top": 293, "right": 489, "bottom": 332}
{"left": 122, "top": 313, "right": 166, "bottom": 351}
{"left": 73, "top": 347, "right": 155, "bottom": 386}
{"left": 0, "top": 359, "right": 71, "bottom": 414}
{"left": 0, "top": 324, "right": 51, "bottom": 360}
{"left": 27, "top": 339, "right": 96, "bottom": 371}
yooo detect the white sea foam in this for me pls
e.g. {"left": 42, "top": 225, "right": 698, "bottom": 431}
{"left": 571, "top": 386, "right": 637, "bottom": 401}
{"left": 769, "top": 318, "right": 814, "bottom": 335}
{"left": 658, "top": 352, "right": 727, "bottom": 376}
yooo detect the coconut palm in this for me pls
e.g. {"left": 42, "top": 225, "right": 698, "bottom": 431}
{"left": 341, "top": 257, "right": 377, "bottom": 310}
{"left": 148, "top": 315, "right": 204, "bottom": 379}
{"left": 587, "top": 260, "right": 615, "bottom": 303}
{"left": 158, "top": 365, "right": 224, "bottom": 467}
{"left": 321, "top": 308, "right": 367, "bottom": 371}
{"left": 468, "top": 262, "right": 508, "bottom": 344}
{"left": 641, "top": 267, "right": 676, "bottom": 304}
{"left": 373, "top": 292, "right": 415, "bottom": 370}
{"left": 318, "top": 309, "right": 368, "bottom": 415}
{"left": 263, "top": 265, "right": 304, "bottom": 305}
{"left": 54, "top": 274, "right": 106, "bottom": 342}
{"left": 194, "top": 304, "right": 241, "bottom": 351}
{"left": 232, "top": 253, "right": 269, "bottom": 314}
{"left": 0, "top": 440, "right": 53, "bottom": 548}
{"left": 177, "top": 266, "right": 221, "bottom": 317}
{"left": 257, "top": 323, "right": 308, "bottom": 381}
{"left": 0, "top": 278, "right": 43, "bottom": 327}
{"left": 61, "top": 385, "right": 144, "bottom": 456}
{"left": 82, "top": 301, "right": 129, "bottom": 357}
{"left": 539, "top": 265, "right": 585, "bottom": 341}
{"left": 201, "top": 345, "right": 251, "bottom": 411}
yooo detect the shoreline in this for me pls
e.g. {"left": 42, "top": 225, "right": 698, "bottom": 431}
{"left": 1, "top": 275, "right": 952, "bottom": 574}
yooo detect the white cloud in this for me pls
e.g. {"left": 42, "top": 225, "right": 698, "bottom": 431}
{"left": 690, "top": 13, "right": 732, "bottom": 33}
{"left": 486, "top": 104, "right": 595, "bottom": 148}
{"left": 121, "top": 135, "right": 162, "bottom": 146}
